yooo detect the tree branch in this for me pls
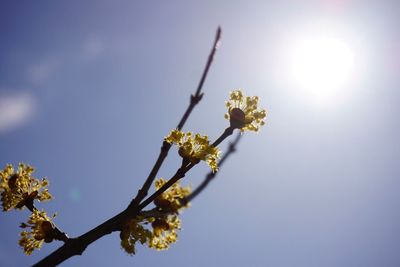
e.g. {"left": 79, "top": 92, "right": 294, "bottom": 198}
{"left": 33, "top": 27, "right": 224, "bottom": 267}
{"left": 129, "top": 26, "right": 222, "bottom": 208}
{"left": 33, "top": 123, "right": 233, "bottom": 267}
{"left": 33, "top": 209, "right": 127, "bottom": 267}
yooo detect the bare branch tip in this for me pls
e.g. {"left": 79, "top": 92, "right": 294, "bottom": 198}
{"left": 217, "top": 26, "right": 222, "bottom": 38}
{"left": 215, "top": 27, "right": 222, "bottom": 48}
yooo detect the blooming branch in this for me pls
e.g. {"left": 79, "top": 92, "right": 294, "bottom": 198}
{"left": 0, "top": 27, "right": 269, "bottom": 267}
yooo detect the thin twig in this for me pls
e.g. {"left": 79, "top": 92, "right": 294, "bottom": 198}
{"left": 212, "top": 126, "right": 234, "bottom": 147}
{"left": 129, "top": 27, "right": 222, "bottom": 208}
{"left": 177, "top": 26, "right": 222, "bottom": 129}
{"left": 185, "top": 132, "right": 242, "bottom": 204}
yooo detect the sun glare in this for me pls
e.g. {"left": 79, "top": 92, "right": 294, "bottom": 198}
{"left": 290, "top": 37, "right": 355, "bottom": 105}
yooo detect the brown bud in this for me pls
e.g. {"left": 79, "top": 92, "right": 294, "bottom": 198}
{"left": 8, "top": 174, "right": 19, "bottom": 189}
{"left": 229, "top": 108, "right": 246, "bottom": 129}
{"left": 178, "top": 147, "right": 187, "bottom": 158}
{"left": 151, "top": 219, "right": 169, "bottom": 231}
{"left": 41, "top": 221, "right": 54, "bottom": 236}
{"left": 154, "top": 197, "right": 171, "bottom": 209}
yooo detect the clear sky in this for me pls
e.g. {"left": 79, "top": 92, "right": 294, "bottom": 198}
{"left": 1, "top": 0, "right": 399, "bottom": 266}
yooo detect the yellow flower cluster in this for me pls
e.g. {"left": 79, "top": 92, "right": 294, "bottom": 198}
{"left": 149, "top": 178, "right": 190, "bottom": 250}
{"left": 120, "top": 179, "right": 191, "bottom": 254}
{"left": 148, "top": 215, "right": 181, "bottom": 250}
{"left": 19, "top": 209, "right": 56, "bottom": 255}
{"left": 120, "top": 217, "right": 153, "bottom": 255}
{"left": 153, "top": 178, "right": 191, "bottom": 212}
{"left": 0, "top": 163, "right": 52, "bottom": 211}
{"left": 165, "top": 130, "right": 220, "bottom": 172}
{"left": 224, "top": 89, "right": 267, "bottom": 132}
{"left": 121, "top": 215, "right": 182, "bottom": 254}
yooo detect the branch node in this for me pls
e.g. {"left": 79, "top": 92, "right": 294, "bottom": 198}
{"left": 190, "top": 93, "right": 203, "bottom": 104}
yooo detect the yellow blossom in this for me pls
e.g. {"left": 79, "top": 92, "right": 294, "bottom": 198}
{"left": 120, "top": 178, "right": 191, "bottom": 254}
{"left": 19, "top": 209, "right": 56, "bottom": 255}
{"left": 153, "top": 178, "right": 191, "bottom": 212}
{"left": 148, "top": 178, "right": 188, "bottom": 250}
{"left": 148, "top": 215, "right": 181, "bottom": 251}
{"left": 224, "top": 89, "right": 267, "bottom": 132}
{"left": 0, "top": 163, "right": 52, "bottom": 211}
{"left": 164, "top": 129, "right": 184, "bottom": 144}
{"left": 165, "top": 130, "right": 220, "bottom": 172}
{"left": 120, "top": 217, "right": 153, "bottom": 255}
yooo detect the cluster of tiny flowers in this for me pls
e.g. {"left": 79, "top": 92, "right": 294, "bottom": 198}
{"left": 0, "top": 163, "right": 52, "bottom": 211}
{"left": 148, "top": 215, "right": 181, "bottom": 250}
{"left": 149, "top": 178, "right": 190, "bottom": 250}
{"left": 153, "top": 178, "right": 191, "bottom": 212}
{"left": 120, "top": 216, "right": 153, "bottom": 255}
{"left": 165, "top": 130, "right": 220, "bottom": 172}
{"left": 225, "top": 89, "right": 267, "bottom": 132}
{"left": 19, "top": 209, "right": 56, "bottom": 255}
{"left": 120, "top": 179, "right": 191, "bottom": 254}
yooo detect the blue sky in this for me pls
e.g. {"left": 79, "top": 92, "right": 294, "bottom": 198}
{"left": 1, "top": 0, "right": 400, "bottom": 266}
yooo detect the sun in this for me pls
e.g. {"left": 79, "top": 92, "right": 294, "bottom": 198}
{"left": 289, "top": 36, "right": 355, "bottom": 105}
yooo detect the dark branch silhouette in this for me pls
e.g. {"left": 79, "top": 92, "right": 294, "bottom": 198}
{"left": 33, "top": 27, "right": 224, "bottom": 267}
{"left": 129, "top": 26, "right": 222, "bottom": 209}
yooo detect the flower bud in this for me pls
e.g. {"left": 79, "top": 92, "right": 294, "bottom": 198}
{"left": 229, "top": 107, "right": 246, "bottom": 129}
{"left": 154, "top": 197, "right": 171, "bottom": 209}
{"left": 7, "top": 174, "right": 19, "bottom": 189}
{"left": 41, "top": 220, "right": 54, "bottom": 236}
